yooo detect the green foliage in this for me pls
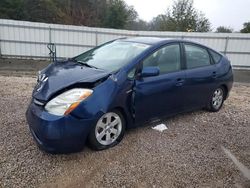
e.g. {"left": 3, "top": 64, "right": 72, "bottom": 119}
{"left": 0, "top": 0, "right": 137, "bottom": 29}
{"left": 103, "top": 0, "right": 132, "bottom": 29}
{"left": 149, "top": 15, "right": 169, "bottom": 31}
{"left": 23, "top": 0, "right": 59, "bottom": 23}
{"left": 215, "top": 26, "right": 233, "bottom": 33}
{"left": 0, "top": 0, "right": 26, "bottom": 20}
{"left": 149, "top": 0, "right": 211, "bottom": 32}
{"left": 127, "top": 19, "right": 149, "bottom": 31}
{"left": 240, "top": 22, "right": 250, "bottom": 33}
{"left": 0, "top": 0, "right": 212, "bottom": 32}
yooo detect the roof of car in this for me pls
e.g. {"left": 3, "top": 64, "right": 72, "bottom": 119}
{"left": 119, "top": 37, "right": 179, "bottom": 45}
{"left": 118, "top": 37, "right": 222, "bottom": 55}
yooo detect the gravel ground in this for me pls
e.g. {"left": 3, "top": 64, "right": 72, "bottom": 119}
{"left": 0, "top": 75, "right": 249, "bottom": 188}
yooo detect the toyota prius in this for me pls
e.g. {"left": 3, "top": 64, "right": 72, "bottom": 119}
{"left": 26, "top": 37, "right": 233, "bottom": 153}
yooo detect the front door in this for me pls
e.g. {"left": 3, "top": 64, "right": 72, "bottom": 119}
{"left": 134, "top": 43, "right": 186, "bottom": 124}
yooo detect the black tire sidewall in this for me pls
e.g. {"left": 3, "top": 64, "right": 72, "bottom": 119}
{"left": 88, "top": 110, "right": 125, "bottom": 150}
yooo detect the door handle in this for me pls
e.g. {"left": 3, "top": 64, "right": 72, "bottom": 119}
{"left": 176, "top": 78, "right": 185, "bottom": 86}
{"left": 212, "top": 71, "right": 217, "bottom": 78}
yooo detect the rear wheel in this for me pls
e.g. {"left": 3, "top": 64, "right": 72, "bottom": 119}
{"left": 88, "top": 110, "right": 125, "bottom": 150}
{"left": 207, "top": 87, "right": 225, "bottom": 112}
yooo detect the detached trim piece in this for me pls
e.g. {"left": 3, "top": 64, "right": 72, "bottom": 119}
{"left": 33, "top": 99, "right": 45, "bottom": 106}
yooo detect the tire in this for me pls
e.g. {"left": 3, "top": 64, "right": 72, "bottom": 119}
{"left": 88, "top": 110, "right": 125, "bottom": 150}
{"left": 206, "top": 86, "right": 225, "bottom": 112}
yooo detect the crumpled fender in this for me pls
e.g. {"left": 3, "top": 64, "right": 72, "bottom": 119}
{"left": 71, "top": 71, "right": 135, "bottom": 128}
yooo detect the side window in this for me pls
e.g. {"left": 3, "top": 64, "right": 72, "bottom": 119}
{"left": 209, "top": 50, "right": 222, "bottom": 64}
{"left": 184, "top": 44, "right": 211, "bottom": 69}
{"left": 143, "top": 44, "right": 181, "bottom": 75}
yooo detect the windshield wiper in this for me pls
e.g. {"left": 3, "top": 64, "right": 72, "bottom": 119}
{"left": 70, "top": 58, "right": 98, "bottom": 69}
{"left": 77, "top": 61, "right": 98, "bottom": 69}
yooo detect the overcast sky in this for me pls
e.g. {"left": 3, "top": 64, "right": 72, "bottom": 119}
{"left": 124, "top": 0, "right": 250, "bottom": 31}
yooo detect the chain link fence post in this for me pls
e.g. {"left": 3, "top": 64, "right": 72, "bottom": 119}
{"left": 224, "top": 36, "right": 229, "bottom": 55}
{"left": 95, "top": 31, "right": 98, "bottom": 46}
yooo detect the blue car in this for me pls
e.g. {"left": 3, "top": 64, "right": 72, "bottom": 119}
{"left": 26, "top": 37, "right": 233, "bottom": 153}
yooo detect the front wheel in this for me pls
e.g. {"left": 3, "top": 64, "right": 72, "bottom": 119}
{"left": 88, "top": 110, "right": 125, "bottom": 150}
{"left": 207, "top": 87, "right": 225, "bottom": 112}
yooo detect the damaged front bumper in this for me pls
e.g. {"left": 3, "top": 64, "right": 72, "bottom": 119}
{"left": 26, "top": 100, "right": 101, "bottom": 153}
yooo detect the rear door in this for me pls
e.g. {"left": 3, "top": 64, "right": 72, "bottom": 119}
{"left": 182, "top": 43, "right": 218, "bottom": 109}
{"left": 134, "top": 43, "right": 186, "bottom": 124}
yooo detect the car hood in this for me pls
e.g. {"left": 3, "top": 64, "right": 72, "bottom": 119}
{"left": 33, "top": 61, "right": 111, "bottom": 101}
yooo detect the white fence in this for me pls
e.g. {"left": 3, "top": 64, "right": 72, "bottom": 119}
{"left": 0, "top": 19, "right": 250, "bottom": 68}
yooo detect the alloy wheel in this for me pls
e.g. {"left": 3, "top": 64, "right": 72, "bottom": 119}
{"left": 212, "top": 88, "right": 224, "bottom": 110}
{"left": 95, "top": 112, "right": 122, "bottom": 145}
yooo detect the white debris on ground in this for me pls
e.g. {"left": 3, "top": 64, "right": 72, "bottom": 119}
{"left": 152, "top": 123, "right": 168, "bottom": 132}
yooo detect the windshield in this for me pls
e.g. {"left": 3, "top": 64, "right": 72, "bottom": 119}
{"left": 74, "top": 41, "right": 150, "bottom": 71}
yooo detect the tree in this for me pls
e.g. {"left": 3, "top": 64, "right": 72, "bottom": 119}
{"left": 0, "top": 0, "right": 26, "bottom": 20}
{"left": 194, "top": 11, "right": 211, "bottom": 32}
{"left": 126, "top": 19, "right": 149, "bottom": 31}
{"left": 0, "top": 0, "right": 211, "bottom": 31}
{"left": 22, "top": 0, "right": 60, "bottom": 23}
{"left": 150, "top": 0, "right": 211, "bottom": 32}
{"left": 240, "top": 22, "right": 250, "bottom": 33}
{"left": 216, "top": 26, "right": 233, "bottom": 33}
{"left": 0, "top": 0, "right": 137, "bottom": 29}
{"left": 54, "top": 0, "right": 107, "bottom": 26}
{"left": 102, "top": 0, "right": 137, "bottom": 29}
{"left": 149, "top": 15, "right": 169, "bottom": 31}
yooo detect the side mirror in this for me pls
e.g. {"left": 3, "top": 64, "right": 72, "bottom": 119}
{"left": 140, "top": 67, "right": 160, "bottom": 78}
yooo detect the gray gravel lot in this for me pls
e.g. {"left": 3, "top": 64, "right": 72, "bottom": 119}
{"left": 0, "top": 75, "right": 249, "bottom": 188}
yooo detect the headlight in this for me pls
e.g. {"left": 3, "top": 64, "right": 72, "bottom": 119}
{"left": 45, "top": 88, "right": 93, "bottom": 116}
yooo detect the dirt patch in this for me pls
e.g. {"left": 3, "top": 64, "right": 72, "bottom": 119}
{"left": 0, "top": 58, "right": 50, "bottom": 76}
{"left": 0, "top": 76, "right": 249, "bottom": 188}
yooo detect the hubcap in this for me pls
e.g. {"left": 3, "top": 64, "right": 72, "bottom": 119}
{"left": 212, "top": 88, "right": 223, "bottom": 109}
{"left": 95, "top": 112, "right": 122, "bottom": 145}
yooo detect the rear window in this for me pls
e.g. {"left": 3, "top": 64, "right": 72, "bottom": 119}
{"left": 184, "top": 44, "right": 211, "bottom": 69}
{"left": 209, "top": 50, "right": 222, "bottom": 64}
